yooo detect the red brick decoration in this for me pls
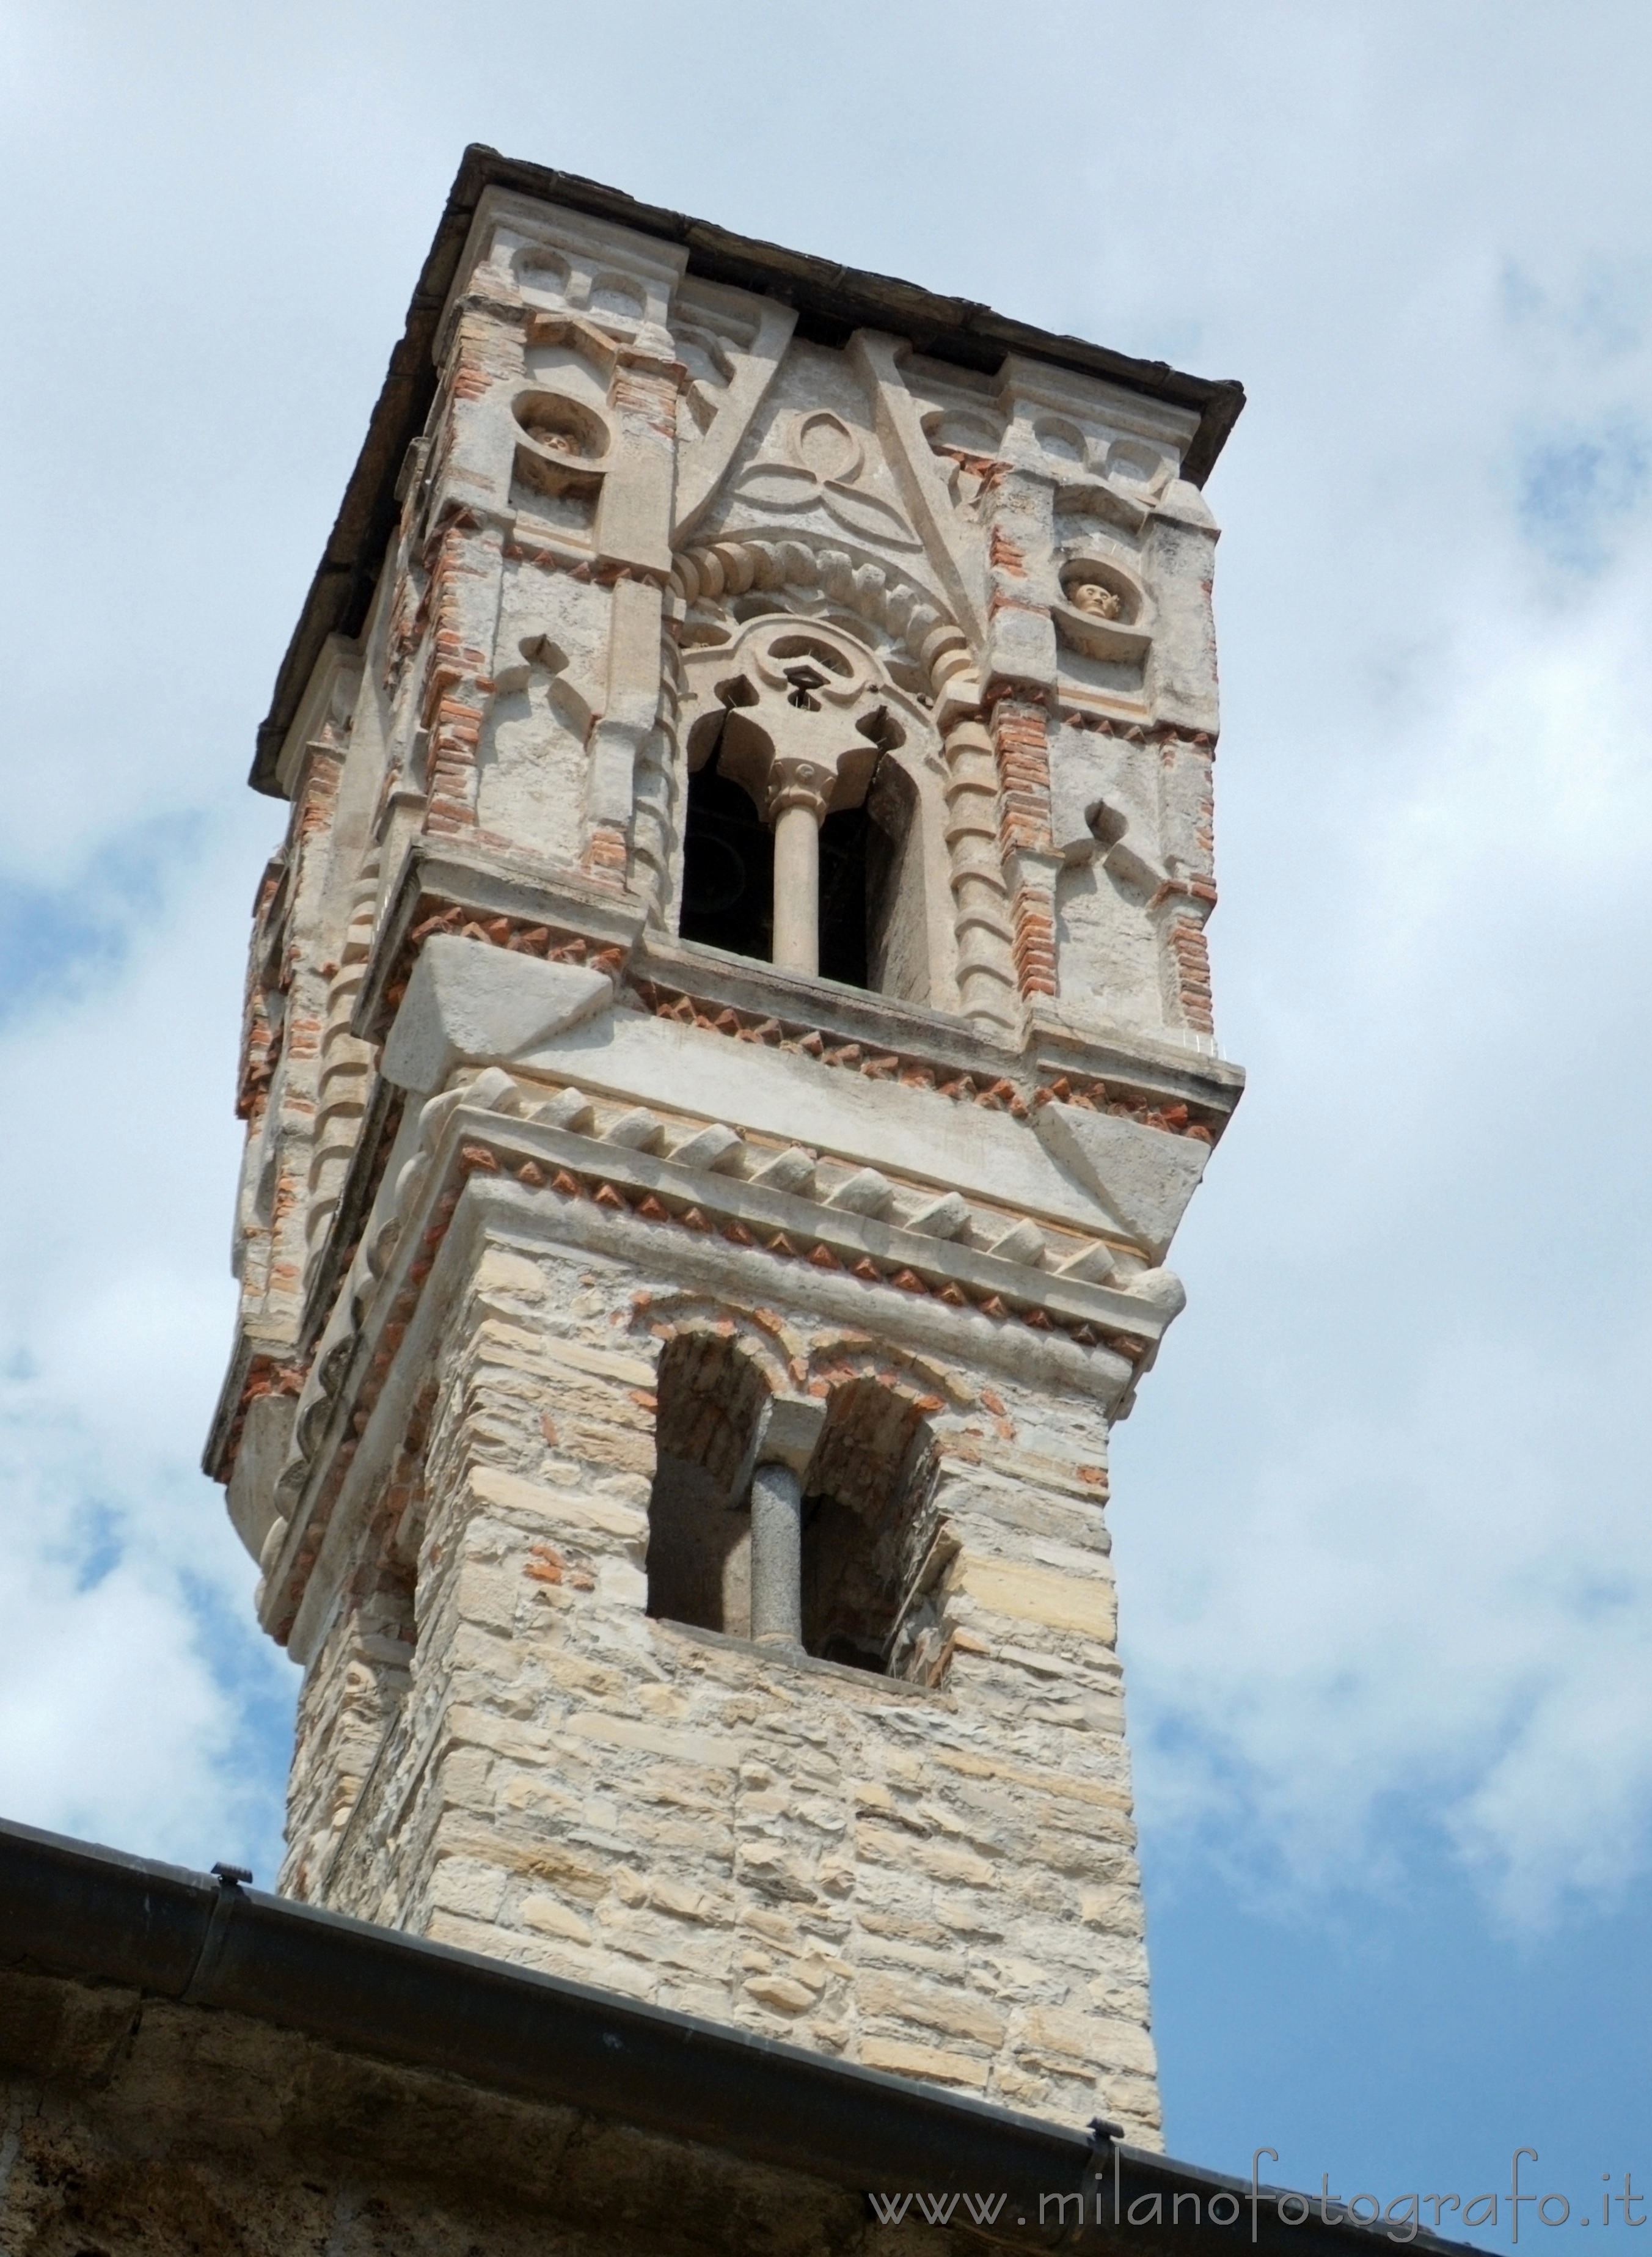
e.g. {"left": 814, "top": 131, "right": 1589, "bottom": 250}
{"left": 1160, "top": 896, "right": 1216, "bottom": 1037}
{"left": 580, "top": 819, "right": 630, "bottom": 888}
{"left": 1009, "top": 884, "right": 1058, "bottom": 1000}
{"left": 990, "top": 695, "right": 1058, "bottom": 1001}
{"left": 990, "top": 697, "right": 1053, "bottom": 857}
{"left": 418, "top": 516, "right": 497, "bottom": 838}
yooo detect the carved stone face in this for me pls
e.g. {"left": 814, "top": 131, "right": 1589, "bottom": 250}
{"left": 1070, "top": 580, "right": 1122, "bottom": 620}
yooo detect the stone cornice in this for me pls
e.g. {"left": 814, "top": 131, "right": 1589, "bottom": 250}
{"left": 350, "top": 839, "right": 644, "bottom": 1046}
{"left": 201, "top": 1322, "right": 306, "bottom": 1485}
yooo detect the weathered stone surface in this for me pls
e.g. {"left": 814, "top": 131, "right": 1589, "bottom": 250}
{"left": 266, "top": 1210, "right": 1163, "bottom": 2140}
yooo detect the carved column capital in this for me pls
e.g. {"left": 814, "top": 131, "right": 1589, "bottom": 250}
{"left": 766, "top": 755, "right": 836, "bottom": 825}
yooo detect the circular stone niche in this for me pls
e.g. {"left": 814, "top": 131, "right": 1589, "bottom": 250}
{"left": 1060, "top": 560, "right": 1141, "bottom": 624}
{"left": 514, "top": 392, "right": 610, "bottom": 464}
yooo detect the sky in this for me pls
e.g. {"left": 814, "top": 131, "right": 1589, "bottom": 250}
{"left": 1, "top": 0, "right": 1648, "bottom": 2239}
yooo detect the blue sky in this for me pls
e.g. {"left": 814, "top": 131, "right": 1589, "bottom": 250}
{"left": 2, "top": 1, "right": 1648, "bottom": 2239}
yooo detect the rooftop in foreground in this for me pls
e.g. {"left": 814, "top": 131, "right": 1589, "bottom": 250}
{"left": 2, "top": 1815, "right": 1471, "bottom": 2257}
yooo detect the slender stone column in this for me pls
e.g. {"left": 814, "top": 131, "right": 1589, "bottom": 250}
{"left": 766, "top": 757, "right": 834, "bottom": 977}
{"left": 749, "top": 1460, "right": 804, "bottom": 1647}
{"left": 744, "top": 1393, "right": 826, "bottom": 1651}
{"left": 770, "top": 801, "right": 821, "bottom": 976}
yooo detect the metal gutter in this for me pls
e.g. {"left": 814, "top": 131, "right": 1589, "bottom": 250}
{"left": 249, "top": 143, "right": 1244, "bottom": 797}
{"left": 1, "top": 1815, "right": 1469, "bottom": 2256}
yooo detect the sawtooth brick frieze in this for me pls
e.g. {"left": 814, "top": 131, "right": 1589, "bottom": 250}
{"left": 205, "top": 147, "right": 1246, "bottom": 2153}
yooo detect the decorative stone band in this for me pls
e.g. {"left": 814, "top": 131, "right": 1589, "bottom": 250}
{"left": 631, "top": 634, "right": 685, "bottom": 923}
{"left": 305, "top": 855, "right": 383, "bottom": 1286}
{"left": 989, "top": 693, "right": 1061, "bottom": 1006}
{"left": 638, "top": 980, "right": 1029, "bottom": 1114}
{"left": 495, "top": 536, "right": 665, "bottom": 585}
{"left": 296, "top": 1079, "right": 407, "bottom": 1362}
{"left": 1038, "top": 1072, "right": 1210, "bottom": 1140}
{"left": 390, "top": 1102, "right": 1182, "bottom": 1347}
{"left": 632, "top": 981, "right": 1221, "bottom": 1141}
{"left": 1058, "top": 709, "right": 1217, "bottom": 752}
{"left": 940, "top": 719, "right": 1020, "bottom": 1039}
{"left": 257, "top": 1094, "right": 1185, "bottom": 1648}
{"left": 667, "top": 540, "right": 971, "bottom": 705}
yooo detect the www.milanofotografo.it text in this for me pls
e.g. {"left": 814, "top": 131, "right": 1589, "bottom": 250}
{"left": 868, "top": 2152, "right": 1648, "bottom": 2243}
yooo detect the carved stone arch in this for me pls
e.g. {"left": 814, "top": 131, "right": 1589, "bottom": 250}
{"left": 807, "top": 1375, "right": 935, "bottom": 1516}
{"left": 635, "top": 1295, "right": 801, "bottom": 1413}
{"left": 805, "top": 1334, "right": 971, "bottom": 1407}
{"left": 683, "top": 611, "right": 920, "bottom": 798}
{"left": 670, "top": 535, "right": 971, "bottom": 706}
{"left": 652, "top": 1329, "right": 770, "bottom": 1488}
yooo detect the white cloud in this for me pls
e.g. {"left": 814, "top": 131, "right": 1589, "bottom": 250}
{"left": 0, "top": 815, "right": 292, "bottom": 1875}
{"left": 1116, "top": 530, "right": 1652, "bottom": 1932}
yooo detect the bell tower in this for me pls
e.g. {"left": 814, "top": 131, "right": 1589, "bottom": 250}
{"left": 206, "top": 150, "right": 1244, "bottom": 2150}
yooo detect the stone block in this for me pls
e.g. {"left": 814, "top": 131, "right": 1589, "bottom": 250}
{"left": 382, "top": 937, "right": 613, "bottom": 1095}
{"left": 451, "top": 1561, "right": 521, "bottom": 1634}
{"left": 428, "top": 1856, "right": 508, "bottom": 1923}
{"left": 1034, "top": 1100, "right": 1210, "bottom": 1262}
{"left": 1014, "top": 2003, "right": 1158, "bottom": 2078}
{"left": 519, "top": 1891, "right": 596, "bottom": 1945}
{"left": 742, "top": 1975, "right": 815, "bottom": 2016}
{"left": 467, "top": 1463, "right": 648, "bottom": 1547}
{"left": 858, "top": 1971, "right": 1007, "bottom": 2048}
{"left": 858, "top": 2038, "right": 990, "bottom": 2091}
{"left": 948, "top": 1552, "right": 1119, "bottom": 1643}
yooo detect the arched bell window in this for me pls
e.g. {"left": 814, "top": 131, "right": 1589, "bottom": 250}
{"left": 676, "top": 618, "right": 924, "bottom": 998}
{"left": 645, "top": 1336, "right": 946, "bottom": 1684}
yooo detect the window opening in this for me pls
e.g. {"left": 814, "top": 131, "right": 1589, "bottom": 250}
{"left": 863, "top": 758, "right": 923, "bottom": 1003}
{"left": 817, "top": 804, "right": 869, "bottom": 988}
{"left": 679, "top": 742, "right": 923, "bottom": 1002}
{"left": 799, "top": 1380, "right": 941, "bottom": 1679}
{"left": 678, "top": 737, "right": 773, "bottom": 964}
{"left": 645, "top": 1333, "right": 767, "bottom": 1636}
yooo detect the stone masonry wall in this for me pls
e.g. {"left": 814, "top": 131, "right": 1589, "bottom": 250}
{"left": 281, "top": 1218, "right": 1160, "bottom": 2146}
